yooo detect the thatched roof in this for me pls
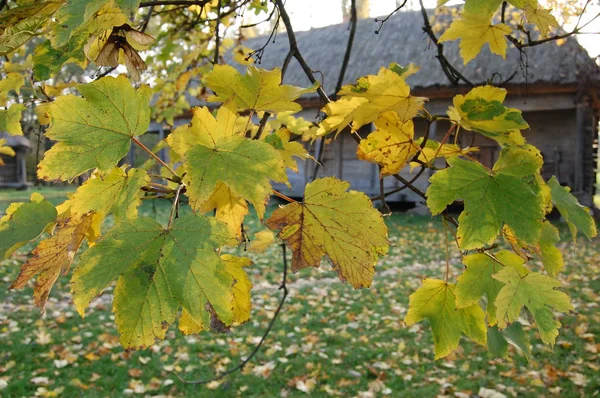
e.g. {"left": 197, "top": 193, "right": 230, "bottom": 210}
{"left": 233, "top": 8, "right": 600, "bottom": 95}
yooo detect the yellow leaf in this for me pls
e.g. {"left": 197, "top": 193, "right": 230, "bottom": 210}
{"left": 323, "top": 66, "right": 426, "bottom": 133}
{"left": 265, "top": 128, "right": 312, "bottom": 173}
{"left": 525, "top": 4, "right": 558, "bottom": 38}
{"left": 10, "top": 214, "right": 94, "bottom": 310}
{"left": 356, "top": 111, "right": 420, "bottom": 176}
{"left": 248, "top": 229, "right": 275, "bottom": 253}
{"left": 202, "top": 182, "right": 249, "bottom": 240}
{"left": 0, "top": 138, "right": 16, "bottom": 166}
{"left": 0, "top": 72, "right": 25, "bottom": 105}
{"left": 205, "top": 65, "right": 318, "bottom": 112}
{"left": 439, "top": 14, "right": 512, "bottom": 64}
{"left": 266, "top": 177, "right": 388, "bottom": 288}
{"left": 410, "top": 140, "right": 478, "bottom": 171}
{"left": 0, "top": 103, "right": 25, "bottom": 135}
{"left": 221, "top": 254, "right": 253, "bottom": 324}
{"left": 233, "top": 45, "right": 255, "bottom": 65}
{"left": 35, "top": 103, "right": 51, "bottom": 125}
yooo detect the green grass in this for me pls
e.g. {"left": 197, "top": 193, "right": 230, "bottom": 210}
{"left": 0, "top": 190, "right": 599, "bottom": 397}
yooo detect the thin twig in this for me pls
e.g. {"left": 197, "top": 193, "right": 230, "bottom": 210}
{"left": 167, "top": 184, "right": 183, "bottom": 228}
{"left": 213, "top": 0, "right": 222, "bottom": 64}
{"left": 179, "top": 244, "right": 289, "bottom": 384}
{"left": 131, "top": 137, "right": 180, "bottom": 179}
{"left": 374, "top": 0, "right": 408, "bottom": 34}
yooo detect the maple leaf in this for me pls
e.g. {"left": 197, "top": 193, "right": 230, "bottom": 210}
{"left": 0, "top": 193, "right": 57, "bottom": 259}
{"left": 323, "top": 66, "right": 426, "bottom": 133}
{"left": 493, "top": 266, "right": 573, "bottom": 345}
{"left": 447, "top": 86, "right": 529, "bottom": 144}
{"left": 0, "top": 138, "right": 16, "bottom": 165}
{"left": 37, "top": 75, "right": 152, "bottom": 181}
{"left": 0, "top": 103, "right": 25, "bottom": 135}
{"left": 427, "top": 146, "right": 545, "bottom": 250}
{"left": 410, "top": 139, "right": 478, "bottom": 171}
{"left": 204, "top": 65, "right": 318, "bottom": 112}
{"left": 265, "top": 128, "right": 312, "bottom": 173}
{"left": 11, "top": 214, "right": 94, "bottom": 310}
{"left": 404, "top": 279, "right": 487, "bottom": 359}
{"left": 71, "top": 214, "right": 247, "bottom": 349}
{"left": 65, "top": 167, "right": 149, "bottom": 223}
{"left": 439, "top": 13, "right": 513, "bottom": 64}
{"left": 221, "top": 254, "right": 253, "bottom": 325}
{"left": 0, "top": 73, "right": 25, "bottom": 104}
{"left": 166, "top": 103, "right": 287, "bottom": 219}
{"left": 548, "top": 176, "right": 597, "bottom": 240}
{"left": 525, "top": 4, "right": 559, "bottom": 38}
{"left": 487, "top": 322, "right": 531, "bottom": 361}
{"left": 455, "top": 250, "right": 525, "bottom": 325}
{"left": 538, "top": 221, "right": 563, "bottom": 277}
{"left": 266, "top": 177, "right": 388, "bottom": 288}
{"left": 203, "top": 182, "right": 249, "bottom": 240}
{"left": 248, "top": 230, "right": 275, "bottom": 253}
{"left": 356, "top": 111, "right": 420, "bottom": 176}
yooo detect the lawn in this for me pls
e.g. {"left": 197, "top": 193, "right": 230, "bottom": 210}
{"left": 0, "top": 188, "right": 599, "bottom": 397}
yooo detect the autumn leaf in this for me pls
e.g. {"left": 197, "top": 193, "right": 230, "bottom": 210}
{"left": 65, "top": 167, "right": 149, "bottom": 223}
{"left": 11, "top": 214, "right": 94, "bottom": 310}
{"left": 166, "top": 102, "right": 287, "bottom": 219}
{"left": 455, "top": 250, "right": 525, "bottom": 325}
{"left": 447, "top": 86, "right": 528, "bottom": 144}
{"left": 38, "top": 75, "right": 152, "bottom": 181}
{"left": 525, "top": 4, "right": 559, "bottom": 38}
{"left": 202, "top": 182, "right": 249, "bottom": 240}
{"left": 356, "top": 111, "right": 420, "bottom": 176}
{"left": 0, "top": 138, "right": 16, "bottom": 165}
{"left": 538, "top": 221, "right": 564, "bottom": 277}
{"left": 404, "top": 279, "right": 487, "bottom": 359}
{"left": 410, "top": 139, "right": 478, "bottom": 171}
{"left": 205, "top": 65, "right": 318, "bottom": 112}
{"left": 0, "top": 73, "right": 25, "bottom": 104}
{"left": 548, "top": 176, "right": 597, "bottom": 240}
{"left": 493, "top": 266, "right": 573, "bottom": 345}
{"left": 266, "top": 177, "right": 388, "bottom": 288}
{"left": 323, "top": 66, "right": 426, "bottom": 133}
{"left": 221, "top": 254, "right": 253, "bottom": 325}
{"left": 0, "top": 193, "right": 57, "bottom": 259}
{"left": 427, "top": 146, "right": 545, "bottom": 250}
{"left": 71, "top": 214, "right": 245, "bottom": 349}
{"left": 0, "top": 2, "right": 63, "bottom": 55}
{"left": 265, "top": 128, "right": 312, "bottom": 173}
{"left": 487, "top": 322, "right": 531, "bottom": 361}
{"left": 248, "top": 230, "right": 275, "bottom": 253}
{"left": 439, "top": 13, "right": 512, "bottom": 64}
{"left": 0, "top": 103, "right": 25, "bottom": 135}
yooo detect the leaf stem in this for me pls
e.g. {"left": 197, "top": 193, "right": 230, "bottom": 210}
{"left": 167, "top": 184, "right": 184, "bottom": 228}
{"left": 131, "top": 137, "right": 179, "bottom": 180}
{"left": 272, "top": 190, "right": 296, "bottom": 203}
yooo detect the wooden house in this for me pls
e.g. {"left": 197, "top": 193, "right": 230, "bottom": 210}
{"left": 0, "top": 133, "right": 31, "bottom": 189}
{"left": 233, "top": 9, "right": 600, "bottom": 207}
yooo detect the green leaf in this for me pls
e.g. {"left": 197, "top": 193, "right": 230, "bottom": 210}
{"left": 404, "top": 279, "right": 487, "bottom": 359}
{"left": 71, "top": 214, "right": 244, "bottom": 349}
{"left": 487, "top": 322, "right": 531, "bottom": 361}
{"left": 427, "top": 147, "right": 545, "bottom": 250}
{"left": 0, "top": 15, "right": 48, "bottom": 56}
{"left": 66, "top": 167, "right": 149, "bottom": 222}
{"left": 166, "top": 104, "right": 287, "bottom": 218}
{"left": 38, "top": 75, "right": 152, "bottom": 181}
{"left": 0, "top": 103, "right": 25, "bottom": 135}
{"left": 266, "top": 177, "right": 389, "bottom": 289}
{"left": 205, "top": 65, "right": 318, "bottom": 113}
{"left": 493, "top": 266, "right": 573, "bottom": 345}
{"left": 538, "top": 221, "right": 564, "bottom": 277}
{"left": 0, "top": 193, "right": 57, "bottom": 259}
{"left": 455, "top": 250, "right": 525, "bottom": 325}
{"left": 447, "top": 86, "right": 529, "bottom": 144}
{"left": 548, "top": 176, "right": 597, "bottom": 240}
